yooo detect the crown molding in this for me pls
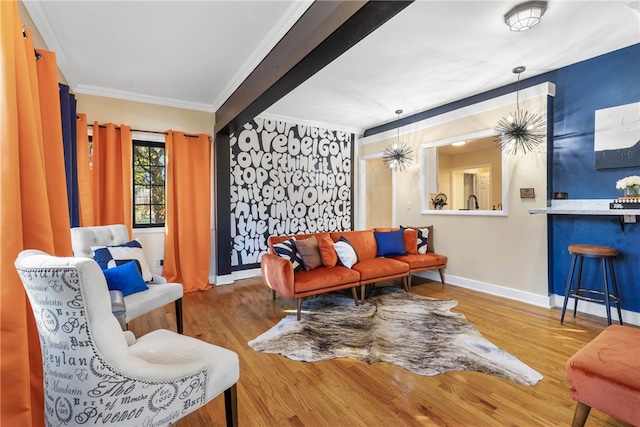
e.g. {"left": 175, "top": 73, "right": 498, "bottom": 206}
{"left": 74, "top": 84, "right": 214, "bottom": 112}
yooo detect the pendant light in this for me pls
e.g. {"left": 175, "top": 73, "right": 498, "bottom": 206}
{"left": 383, "top": 109, "right": 414, "bottom": 171}
{"left": 494, "top": 66, "right": 546, "bottom": 155}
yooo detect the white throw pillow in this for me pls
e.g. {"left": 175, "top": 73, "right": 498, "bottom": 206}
{"left": 334, "top": 237, "right": 359, "bottom": 269}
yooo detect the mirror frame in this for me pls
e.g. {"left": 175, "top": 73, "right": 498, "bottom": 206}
{"left": 420, "top": 128, "right": 509, "bottom": 216}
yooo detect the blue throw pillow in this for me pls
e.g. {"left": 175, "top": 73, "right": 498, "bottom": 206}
{"left": 374, "top": 229, "right": 408, "bottom": 257}
{"left": 102, "top": 260, "right": 149, "bottom": 296}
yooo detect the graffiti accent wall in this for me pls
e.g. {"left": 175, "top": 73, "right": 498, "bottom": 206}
{"left": 230, "top": 117, "right": 354, "bottom": 267}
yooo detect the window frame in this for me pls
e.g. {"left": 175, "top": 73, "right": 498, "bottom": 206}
{"left": 132, "top": 139, "right": 166, "bottom": 229}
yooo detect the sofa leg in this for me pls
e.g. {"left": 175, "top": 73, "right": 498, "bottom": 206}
{"left": 297, "top": 298, "right": 302, "bottom": 321}
{"left": 360, "top": 285, "right": 366, "bottom": 305}
{"left": 407, "top": 274, "right": 412, "bottom": 290}
{"left": 402, "top": 276, "right": 409, "bottom": 292}
{"left": 272, "top": 289, "right": 276, "bottom": 300}
{"left": 351, "top": 287, "right": 359, "bottom": 306}
{"left": 571, "top": 402, "right": 591, "bottom": 427}
{"left": 224, "top": 383, "right": 238, "bottom": 427}
{"left": 175, "top": 298, "right": 183, "bottom": 334}
{"left": 439, "top": 269, "right": 445, "bottom": 284}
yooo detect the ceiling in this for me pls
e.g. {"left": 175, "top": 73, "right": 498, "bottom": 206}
{"left": 23, "top": 1, "right": 640, "bottom": 135}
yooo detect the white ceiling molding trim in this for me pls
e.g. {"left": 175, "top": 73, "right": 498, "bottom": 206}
{"left": 22, "top": 1, "right": 78, "bottom": 88}
{"left": 359, "top": 82, "right": 556, "bottom": 146}
{"left": 74, "top": 84, "right": 214, "bottom": 113}
{"left": 211, "top": 0, "right": 314, "bottom": 111}
{"left": 257, "top": 113, "right": 361, "bottom": 136}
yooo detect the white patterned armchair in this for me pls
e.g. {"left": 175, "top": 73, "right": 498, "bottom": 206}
{"left": 70, "top": 224, "right": 184, "bottom": 333}
{"left": 15, "top": 250, "right": 239, "bottom": 427}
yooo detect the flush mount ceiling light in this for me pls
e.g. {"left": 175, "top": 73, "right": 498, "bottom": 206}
{"left": 383, "top": 109, "right": 414, "bottom": 171}
{"left": 494, "top": 66, "right": 546, "bottom": 155}
{"left": 504, "top": 1, "right": 547, "bottom": 32}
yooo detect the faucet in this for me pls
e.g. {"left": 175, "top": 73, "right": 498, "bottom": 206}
{"left": 467, "top": 195, "right": 479, "bottom": 210}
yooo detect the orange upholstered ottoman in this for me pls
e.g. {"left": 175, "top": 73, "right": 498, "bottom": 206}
{"left": 566, "top": 325, "right": 640, "bottom": 426}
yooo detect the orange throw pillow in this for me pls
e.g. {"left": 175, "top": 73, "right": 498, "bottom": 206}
{"left": 403, "top": 229, "right": 418, "bottom": 255}
{"left": 317, "top": 233, "right": 338, "bottom": 268}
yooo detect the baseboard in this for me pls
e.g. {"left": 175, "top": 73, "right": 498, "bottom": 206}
{"left": 415, "top": 271, "right": 640, "bottom": 326}
{"left": 211, "top": 267, "right": 261, "bottom": 286}
{"left": 415, "top": 271, "right": 551, "bottom": 308}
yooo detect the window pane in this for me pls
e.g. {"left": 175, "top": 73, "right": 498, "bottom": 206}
{"left": 134, "top": 146, "right": 149, "bottom": 165}
{"left": 135, "top": 205, "right": 150, "bottom": 224}
{"left": 134, "top": 165, "right": 148, "bottom": 185}
{"left": 134, "top": 187, "right": 150, "bottom": 204}
{"left": 150, "top": 166, "right": 165, "bottom": 186}
{"left": 150, "top": 147, "right": 165, "bottom": 166}
{"left": 151, "top": 205, "right": 165, "bottom": 223}
{"left": 151, "top": 186, "right": 164, "bottom": 204}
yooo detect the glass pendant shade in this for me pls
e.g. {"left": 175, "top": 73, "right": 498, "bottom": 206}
{"left": 504, "top": 1, "right": 547, "bottom": 32}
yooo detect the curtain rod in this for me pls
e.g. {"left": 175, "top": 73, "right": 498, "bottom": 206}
{"left": 84, "top": 123, "right": 210, "bottom": 140}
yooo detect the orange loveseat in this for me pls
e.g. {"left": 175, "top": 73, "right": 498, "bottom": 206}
{"left": 260, "top": 227, "right": 447, "bottom": 319}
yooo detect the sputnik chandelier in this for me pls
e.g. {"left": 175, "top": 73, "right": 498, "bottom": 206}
{"left": 494, "top": 66, "right": 546, "bottom": 155}
{"left": 383, "top": 109, "right": 414, "bottom": 171}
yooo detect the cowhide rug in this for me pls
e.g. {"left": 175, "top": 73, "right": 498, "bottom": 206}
{"left": 249, "top": 287, "right": 542, "bottom": 386}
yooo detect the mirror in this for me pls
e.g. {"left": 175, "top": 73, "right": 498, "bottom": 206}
{"left": 421, "top": 129, "right": 508, "bottom": 215}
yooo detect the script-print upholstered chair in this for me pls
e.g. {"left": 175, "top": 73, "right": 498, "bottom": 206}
{"left": 15, "top": 250, "right": 239, "bottom": 427}
{"left": 70, "top": 224, "right": 184, "bottom": 333}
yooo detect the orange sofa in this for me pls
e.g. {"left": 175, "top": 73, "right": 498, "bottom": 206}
{"left": 260, "top": 227, "right": 447, "bottom": 319}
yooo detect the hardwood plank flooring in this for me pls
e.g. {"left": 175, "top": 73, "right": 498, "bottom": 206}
{"left": 127, "top": 276, "right": 634, "bottom": 426}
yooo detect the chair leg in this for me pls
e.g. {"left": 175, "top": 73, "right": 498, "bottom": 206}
{"left": 296, "top": 298, "right": 302, "bottom": 321}
{"left": 438, "top": 269, "right": 445, "bottom": 284}
{"left": 608, "top": 258, "right": 623, "bottom": 325}
{"left": 224, "top": 384, "right": 238, "bottom": 427}
{"left": 571, "top": 402, "right": 591, "bottom": 427}
{"left": 175, "top": 298, "right": 183, "bottom": 334}
{"left": 602, "top": 258, "right": 612, "bottom": 326}
{"left": 561, "top": 255, "right": 578, "bottom": 324}
{"left": 573, "top": 256, "right": 584, "bottom": 317}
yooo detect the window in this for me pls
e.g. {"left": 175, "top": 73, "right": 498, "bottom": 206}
{"left": 133, "top": 140, "right": 166, "bottom": 227}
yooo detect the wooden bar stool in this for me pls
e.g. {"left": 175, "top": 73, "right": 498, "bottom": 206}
{"left": 560, "top": 244, "right": 623, "bottom": 325}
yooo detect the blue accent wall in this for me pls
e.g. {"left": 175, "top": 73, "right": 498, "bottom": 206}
{"left": 550, "top": 44, "right": 640, "bottom": 314}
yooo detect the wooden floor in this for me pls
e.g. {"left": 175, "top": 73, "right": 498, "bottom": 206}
{"left": 127, "top": 276, "right": 634, "bottom": 427}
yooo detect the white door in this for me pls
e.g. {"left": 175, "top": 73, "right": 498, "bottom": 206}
{"left": 477, "top": 172, "right": 491, "bottom": 210}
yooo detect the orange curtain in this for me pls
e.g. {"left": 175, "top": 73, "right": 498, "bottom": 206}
{"left": 89, "top": 122, "right": 133, "bottom": 233}
{"left": 1, "top": 3, "right": 72, "bottom": 425}
{"left": 76, "top": 113, "right": 96, "bottom": 226}
{"left": 163, "top": 131, "right": 212, "bottom": 291}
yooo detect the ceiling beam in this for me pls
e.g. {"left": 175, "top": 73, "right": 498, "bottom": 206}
{"left": 214, "top": 0, "right": 413, "bottom": 135}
